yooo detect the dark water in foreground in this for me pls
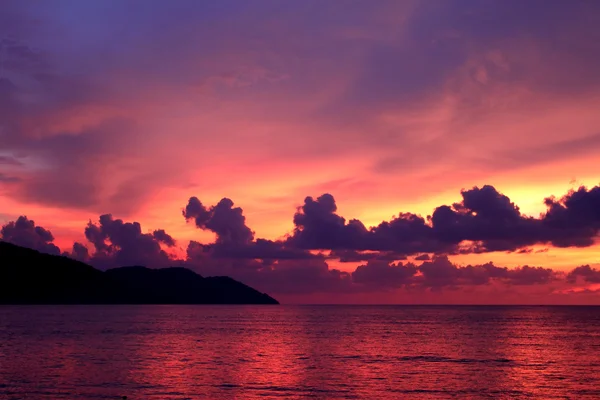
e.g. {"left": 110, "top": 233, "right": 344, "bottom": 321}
{"left": 1, "top": 306, "right": 600, "bottom": 399}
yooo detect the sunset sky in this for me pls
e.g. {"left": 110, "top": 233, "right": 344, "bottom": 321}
{"left": 1, "top": 0, "right": 600, "bottom": 303}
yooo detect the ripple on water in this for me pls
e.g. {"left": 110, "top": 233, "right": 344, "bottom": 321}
{"left": 1, "top": 305, "right": 600, "bottom": 399}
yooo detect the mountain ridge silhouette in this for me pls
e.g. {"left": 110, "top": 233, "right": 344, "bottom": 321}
{"left": 0, "top": 241, "right": 279, "bottom": 305}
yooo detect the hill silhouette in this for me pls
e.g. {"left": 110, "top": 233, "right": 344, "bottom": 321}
{"left": 0, "top": 241, "right": 278, "bottom": 305}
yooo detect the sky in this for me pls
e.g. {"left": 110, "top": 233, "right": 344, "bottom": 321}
{"left": 1, "top": 0, "right": 600, "bottom": 303}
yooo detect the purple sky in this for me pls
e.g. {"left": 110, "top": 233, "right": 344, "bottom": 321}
{"left": 1, "top": 0, "right": 600, "bottom": 303}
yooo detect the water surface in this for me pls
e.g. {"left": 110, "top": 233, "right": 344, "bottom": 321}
{"left": 1, "top": 305, "right": 599, "bottom": 399}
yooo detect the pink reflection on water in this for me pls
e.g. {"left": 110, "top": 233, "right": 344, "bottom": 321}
{"left": 1, "top": 305, "right": 599, "bottom": 399}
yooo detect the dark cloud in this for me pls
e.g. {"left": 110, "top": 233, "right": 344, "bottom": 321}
{"left": 186, "top": 237, "right": 315, "bottom": 263}
{"left": 288, "top": 185, "right": 600, "bottom": 256}
{"left": 415, "top": 256, "right": 556, "bottom": 289}
{"left": 0, "top": 216, "right": 60, "bottom": 255}
{"left": 430, "top": 185, "right": 542, "bottom": 252}
{"left": 352, "top": 260, "right": 418, "bottom": 290}
{"left": 3, "top": 183, "right": 600, "bottom": 296}
{"left": 152, "top": 229, "right": 176, "bottom": 247}
{"left": 289, "top": 194, "right": 367, "bottom": 250}
{"left": 179, "top": 189, "right": 567, "bottom": 294}
{"left": 183, "top": 196, "right": 318, "bottom": 263}
{"left": 81, "top": 214, "right": 175, "bottom": 269}
{"left": 183, "top": 197, "right": 254, "bottom": 245}
{"left": 370, "top": 212, "right": 444, "bottom": 253}
{"left": 184, "top": 240, "right": 349, "bottom": 295}
{"left": 287, "top": 193, "right": 442, "bottom": 254}
{"left": 213, "top": 239, "right": 316, "bottom": 261}
{"left": 418, "top": 256, "right": 465, "bottom": 288}
{"left": 542, "top": 185, "right": 600, "bottom": 247}
{"left": 515, "top": 248, "right": 533, "bottom": 254}
{"left": 348, "top": 255, "right": 557, "bottom": 291}
{"left": 69, "top": 241, "right": 90, "bottom": 262}
{"left": 181, "top": 195, "right": 353, "bottom": 294}
{"left": 250, "top": 259, "right": 352, "bottom": 295}
{"left": 285, "top": 190, "right": 462, "bottom": 253}
{"left": 505, "top": 265, "right": 556, "bottom": 286}
{"left": 181, "top": 196, "right": 334, "bottom": 294}
{"left": 330, "top": 249, "right": 406, "bottom": 263}
{"left": 566, "top": 265, "right": 600, "bottom": 284}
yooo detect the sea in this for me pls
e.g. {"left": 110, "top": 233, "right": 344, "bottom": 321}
{"left": 0, "top": 305, "right": 599, "bottom": 399}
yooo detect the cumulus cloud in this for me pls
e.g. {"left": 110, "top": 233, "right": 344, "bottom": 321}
{"left": 181, "top": 196, "right": 333, "bottom": 293}
{"left": 2, "top": 183, "right": 600, "bottom": 297}
{"left": 351, "top": 256, "right": 557, "bottom": 291}
{"left": 430, "top": 185, "right": 541, "bottom": 251}
{"left": 288, "top": 185, "right": 600, "bottom": 256}
{"left": 152, "top": 229, "right": 176, "bottom": 247}
{"left": 183, "top": 196, "right": 315, "bottom": 262}
{"left": 0, "top": 216, "right": 60, "bottom": 255}
{"left": 80, "top": 214, "right": 175, "bottom": 269}
{"left": 542, "top": 186, "right": 600, "bottom": 247}
{"left": 183, "top": 197, "right": 254, "bottom": 245}
{"left": 566, "top": 265, "right": 600, "bottom": 284}
{"left": 178, "top": 189, "right": 578, "bottom": 295}
{"left": 352, "top": 260, "right": 418, "bottom": 289}
{"left": 288, "top": 193, "right": 442, "bottom": 254}
{"left": 69, "top": 241, "right": 90, "bottom": 262}
{"left": 417, "top": 256, "right": 556, "bottom": 288}
{"left": 258, "top": 259, "right": 353, "bottom": 294}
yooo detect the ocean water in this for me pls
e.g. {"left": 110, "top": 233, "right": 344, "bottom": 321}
{"left": 0, "top": 306, "right": 599, "bottom": 399}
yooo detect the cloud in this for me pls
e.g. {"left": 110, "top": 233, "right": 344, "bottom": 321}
{"left": 0, "top": 216, "right": 60, "bottom": 255}
{"left": 351, "top": 255, "right": 557, "bottom": 291}
{"left": 288, "top": 193, "right": 369, "bottom": 249}
{"left": 330, "top": 249, "right": 407, "bottom": 263}
{"left": 0, "top": 155, "right": 23, "bottom": 166}
{"left": 180, "top": 195, "right": 360, "bottom": 294}
{"left": 287, "top": 185, "right": 600, "bottom": 256}
{"left": 505, "top": 265, "right": 556, "bottom": 286}
{"left": 2, "top": 0, "right": 600, "bottom": 227}
{"left": 80, "top": 214, "right": 175, "bottom": 269}
{"left": 0, "top": 186, "right": 594, "bottom": 298}
{"left": 1, "top": 0, "right": 600, "bottom": 302}
{"left": 69, "top": 241, "right": 90, "bottom": 262}
{"left": 417, "top": 256, "right": 556, "bottom": 288}
{"left": 250, "top": 259, "right": 353, "bottom": 295}
{"left": 429, "top": 185, "right": 542, "bottom": 252}
{"left": 179, "top": 190, "right": 569, "bottom": 295}
{"left": 566, "top": 265, "right": 600, "bottom": 284}
{"left": 183, "top": 197, "right": 254, "bottom": 245}
{"left": 542, "top": 185, "right": 600, "bottom": 247}
{"left": 183, "top": 196, "right": 316, "bottom": 262}
{"left": 0, "top": 33, "right": 191, "bottom": 216}
{"left": 352, "top": 260, "right": 418, "bottom": 290}
{"left": 152, "top": 229, "right": 176, "bottom": 247}
{"left": 183, "top": 240, "right": 349, "bottom": 295}
{"left": 7, "top": 118, "right": 149, "bottom": 213}
{"left": 0, "top": 173, "right": 21, "bottom": 183}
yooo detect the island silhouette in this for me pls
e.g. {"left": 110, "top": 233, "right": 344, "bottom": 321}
{"left": 0, "top": 241, "right": 278, "bottom": 305}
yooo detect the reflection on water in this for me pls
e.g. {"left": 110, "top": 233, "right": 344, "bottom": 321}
{"left": 1, "top": 305, "right": 599, "bottom": 399}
